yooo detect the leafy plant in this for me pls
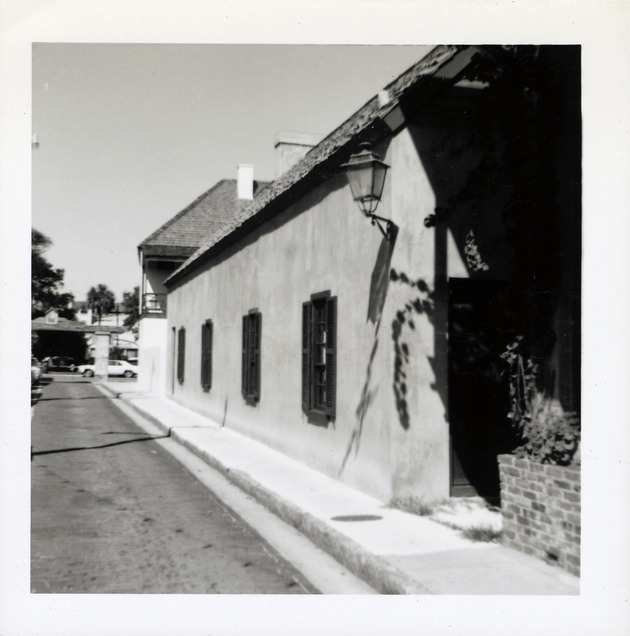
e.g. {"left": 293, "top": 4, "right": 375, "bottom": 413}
{"left": 501, "top": 336, "right": 580, "bottom": 465}
{"left": 501, "top": 336, "right": 538, "bottom": 426}
{"left": 388, "top": 496, "right": 435, "bottom": 517}
{"left": 463, "top": 230, "right": 490, "bottom": 272}
{"left": 516, "top": 402, "right": 580, "bottom": 466}
{"left": 461, "top": 524, "right": 502, "bottom": 543}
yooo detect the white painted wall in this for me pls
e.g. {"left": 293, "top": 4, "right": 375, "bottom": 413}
{"left": 165, "top": 124, "right": 464, "bottom": 502}
{"left": 137, "top": 317, "right": 169, "bottom": 395}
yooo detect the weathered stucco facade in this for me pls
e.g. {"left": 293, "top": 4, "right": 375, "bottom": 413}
{"left": 159, "top": 45, "right": 580, "bottom": 504}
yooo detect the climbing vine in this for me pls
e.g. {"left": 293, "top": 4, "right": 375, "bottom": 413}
{"left": 463, "top": 230, "right": 490, "bottom": 272}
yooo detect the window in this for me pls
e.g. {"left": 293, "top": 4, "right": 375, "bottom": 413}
{"left": 177, "top": 327, "right": 186, "bottom": 384}
{"left": 302, "top": 292, "right": 336, "bottom": 418}
{"left": 242, "top": 310, "right": 261, "bottom": 402}
{"left": 201, "top": 319, "right": 213, "bottom": 392}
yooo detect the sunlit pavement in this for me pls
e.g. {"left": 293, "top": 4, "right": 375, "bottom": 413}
{"left": 98, "top": 381, "right": 580, "bottom": 595}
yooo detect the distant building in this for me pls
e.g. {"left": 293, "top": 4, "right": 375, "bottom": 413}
{"left": 74, "top": 301, "right": 138, "bottom": 362}
{"left": 139, "top": 46, "right": 580, "bottom": 503}
{"left": 136, "top": 173, "right": 272, "bottom": 393}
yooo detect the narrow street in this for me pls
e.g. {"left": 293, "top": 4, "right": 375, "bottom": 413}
{"left": 31, "top": 375, "right": 316, "bottom": 594}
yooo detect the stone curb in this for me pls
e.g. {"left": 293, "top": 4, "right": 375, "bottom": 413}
{"left": 100, "top": 384, "right": 431, "bottom": 594}
{"left": 172, "top": 430, "right": 432, "bottom": 595}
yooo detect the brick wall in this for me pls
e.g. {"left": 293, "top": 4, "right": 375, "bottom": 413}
{"left": 498, "top": 454, "right": 581, "bottom": 576}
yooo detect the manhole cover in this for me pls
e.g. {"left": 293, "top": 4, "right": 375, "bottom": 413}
{"left": 330, "top": 514, "right": 383, "bottom": 522}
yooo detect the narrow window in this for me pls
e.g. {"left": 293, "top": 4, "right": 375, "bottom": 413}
{"left": 201, "top": 319, "right": 213, "bottom": 392}
{"left": 302, "top": 293, "right": 336, "bottom": 418}
{"left": 177, "top": 327, "right": 186, "bottom": 384}
{"left": 242, "top": 310, "right": 261, "bottom": 403}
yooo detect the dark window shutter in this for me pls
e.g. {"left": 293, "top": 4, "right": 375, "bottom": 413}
{"left": 200, "top": 323, "right": 206, "bottom": 388}
{"left": 207, "top": 320, "right": 213, "bottom": 390}
{"left": 182, "top": 328, "right": 186, "bottom": 383}
{"left": 302, "top": 301, "right": 312, "bottom": 412}
{"left": 324, "top": 296, "right": 336, "bottom": 417}
{"left": 201, "top": 320, "right": 212, "bottom": 392}
{"left": 242, "top": 315, "right": 248, "bottom": 396}
{"left": 177, "top": 327, "right": 186, "bottom": 384}
{"left": 253, "top": 312, "right": 261, "bottom": 399}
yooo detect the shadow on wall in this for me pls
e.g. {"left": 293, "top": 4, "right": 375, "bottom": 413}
{"left": 366, "top": 230, "right": 398, "bottom": 326}
{"left": 339, "top": 85, "right": 515, "bottom": 472}
{"left": 339, "top": 49, "right": 580, "bottom": 495}
{"left": 221, "top": 396, "right": 228, "bottom": 427}
{"left": 340, "top": 114, "right": 481, "bottom": 478}
{"left": 339, "top": 229, "right": 397, "bottom": 476}
{"left": 389, "top": 269, "right": 437, "bottom": 431}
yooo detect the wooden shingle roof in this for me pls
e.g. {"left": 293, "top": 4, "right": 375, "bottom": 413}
{"left": 138, "top": 179, "right": 268, "bottom": 258}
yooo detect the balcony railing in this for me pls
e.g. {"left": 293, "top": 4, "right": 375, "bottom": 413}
{"left": 142, "top": 293, "right": 167, "bottom": 318}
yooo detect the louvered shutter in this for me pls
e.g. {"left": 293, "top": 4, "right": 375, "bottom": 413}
{"left": 302, "top": 301, "right": 312, "bottom": 412}
{"left": 177, "top": 327, "right": 186, "bottom": 384}
{"left": 207, "top": 320, "right": 213, "bottom": 390}
{"left": 324, "top": 297, "right": 336, "bottom": 418}
{"left": 242, "top": 315, "right": 248, "bottom": 396}
{"left": 201, "top": 320, "right": 212, "bottom": 391}
{"left": 200, "top": 323, "right": 207, "bottom": 389}
{"left": 253, "top": 313, "right": 261, "bottom": 400}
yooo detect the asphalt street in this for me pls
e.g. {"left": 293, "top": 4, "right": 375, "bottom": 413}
{"left": 31, "top": 375, "right": 316, "bottom": 593}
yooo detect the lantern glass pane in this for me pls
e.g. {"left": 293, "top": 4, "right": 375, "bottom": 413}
{"left": 372, "top": 163, "right": 388, "bottom": 200}
{"left": 346, "top": 165, "right": 375, "bottom": 202}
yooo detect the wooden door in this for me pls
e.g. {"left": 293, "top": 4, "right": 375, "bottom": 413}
{"left": 448, "top": 278, "right": 518, "bottom": 500}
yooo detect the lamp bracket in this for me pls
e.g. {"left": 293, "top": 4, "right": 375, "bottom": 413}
{"left": 366, "top": 212, "right": 395, "bottom": 241}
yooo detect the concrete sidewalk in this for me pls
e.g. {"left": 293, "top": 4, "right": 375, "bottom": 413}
{"left": 100, "top": 381, "right": 579, "bottom": 595}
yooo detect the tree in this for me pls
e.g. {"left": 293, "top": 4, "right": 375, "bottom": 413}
{"left": 454, "top": 46, "right": 579, "bottom": 359}
{"left": 87, "top": 284, "right": 115, "bottom": 325}
{"left": 121, "top": 286, "right": 140, "bottom": 339}
{"left": 32, "top": 229, "right": 76, "bottom": 319}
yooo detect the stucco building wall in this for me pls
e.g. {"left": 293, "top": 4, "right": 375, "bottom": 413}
{"left": 163, "top": 54, "right": 580, "bottom": 502}
{"left": 137, "top": 317, "right": 169, "bottom": 395}
{"left": 143, "top": 260, "right": 181, "bottom": 297}
{"left": 165, "top": 120, "right": 484, "bottom": 501}
{"left": 167, "top": 171, "right": 396, "bottom": 498}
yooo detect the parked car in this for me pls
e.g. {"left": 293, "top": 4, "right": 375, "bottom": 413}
{"left": 75, "top": 359, "right": 138, "bottom": 378}
{"left": 41, "top": 355, "right": 75, "bottom": 373}
{"left": 31, "top": 357, "right": 43, "bottom": 405}
{"left": 31, "top": 357, "right": 42, "bottom": 382}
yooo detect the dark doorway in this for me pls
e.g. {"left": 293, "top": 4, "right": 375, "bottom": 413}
{"left": 448, "top": 278, "right": 518, "bottom": 500}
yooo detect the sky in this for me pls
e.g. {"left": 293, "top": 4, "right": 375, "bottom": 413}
{"left": 32, "top": 43, "right": 430, "bottom": 301}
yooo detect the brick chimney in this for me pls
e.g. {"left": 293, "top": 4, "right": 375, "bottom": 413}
{"left": 274, "top": 131, "right": 321, "bottom": 178}
{"left": 237, "top": 163, "right": 254, "bottom": 200}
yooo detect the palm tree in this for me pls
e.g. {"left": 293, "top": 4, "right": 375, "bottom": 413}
{"left": 87, "top": 284, "right": 115, "bottom": 325}
{"left": 122, "top": 286, "right": 140, "bottom": 340}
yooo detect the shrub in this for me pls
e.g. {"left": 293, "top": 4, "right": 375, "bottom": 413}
{"left": 514, "top": 397, "right": 580, "bottom": 465}
{"left": 501, "top": 337, "right": 580, "bottom": 466}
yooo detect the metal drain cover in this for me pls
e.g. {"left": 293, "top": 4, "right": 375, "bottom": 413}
{"left": 330, "top": 514, "right": 383, "bottom": 522}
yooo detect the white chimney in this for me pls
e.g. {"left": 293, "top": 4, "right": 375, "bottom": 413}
{"left": 274, "top": 131, "right": 321, "bottom": 178}
{"left": 237, "top": 163, "right": 254, "bottom": 200}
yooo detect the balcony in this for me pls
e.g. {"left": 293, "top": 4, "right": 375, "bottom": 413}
{"left": 142, "top": 293, "right": 167, "bottom": 318}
